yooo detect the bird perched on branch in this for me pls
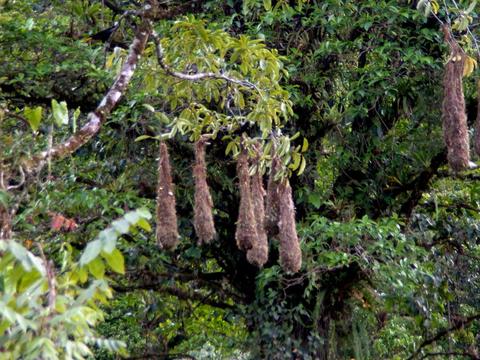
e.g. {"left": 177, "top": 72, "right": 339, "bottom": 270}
{"left": 84, "top": 22, "right": 128, "bottom": 50}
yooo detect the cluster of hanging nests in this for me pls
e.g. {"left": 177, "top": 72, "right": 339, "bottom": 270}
{"left": 154, "top": 25, "right": 480, "bottom": 274}
{"left": 155, "top": 138, "right": 302, "bottom": 273}
{"left": 442, "top": 25, "right": 480, "bottom": 171}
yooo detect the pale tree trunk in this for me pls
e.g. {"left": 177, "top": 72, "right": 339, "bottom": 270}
{"left": 0, "top": 204, "right": 11, "bottom": 240}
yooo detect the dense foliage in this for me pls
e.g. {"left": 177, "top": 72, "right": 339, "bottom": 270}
{"left": 1, "top": 0, "right": 480, "bottom": 359}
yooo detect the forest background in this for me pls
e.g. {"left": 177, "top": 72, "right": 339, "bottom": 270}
{"left": 1, "top": 0, "right": 480, "bottom": 359}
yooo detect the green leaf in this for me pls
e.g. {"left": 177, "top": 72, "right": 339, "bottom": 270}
{"left": 155, "top": 112, "right": 170, "bottom": 124}
{"left": 80, "top": 240, "right": 102, "bottom": 266}
{"left": 134, "top": 135, "right": 153, "bottom": 142}
{"left": 0, "top": 190, "right": 10, "bottom": 208}
{"left": 297, "top": 156, "right": 306, "bottom": 176}
{"left": 102, "top": 249, "right": 125, "bottom": 274}
{"left": 289, "top": 152, "right": 301, "bottom": 170}
{"left": 263, "top": 0, "right": 271, "bottom": 10}
{"left": 466, "top": 0, "right": 477, "bottom": 14}
{"left": 51, "top": 99, "right": 69, "bottom": 126}
{"left": 137, "top": 218, "right": 152, "bottom": 232}
{"left": 88, "top": 258, "right": 105, "bottom": 279}
{"left": 142, "top": 104, "right": 155, "bottom": 112}
{"left": 99, "top": 228, "right": 118, "bottom": 254}
{"left": 124, "top": 211, "right": 141, "bottom": 225}
{"left": 8, "top": 242, "right": 45, "bottom": 275}
{"left": 72, "top": 107, "right": 80, "bottom": 132}
{"left": 301, "top": 138, "right": 309, "bottom": 153}
{"left": 112, "top": 218, "right": 130, "bottom": 234}
{"left": 308, "top": 192, "right": 322, "bottom": 209}
{"left": 23, "top": 106, "right": 43, "bottom": 132}
{"left": 136, "top": 208, "right": 152, "bottom": 220}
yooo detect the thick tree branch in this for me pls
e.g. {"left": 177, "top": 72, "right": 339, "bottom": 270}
{"left": 408, "top": 313, "right": 480, "bottom": 360}
{"left": 383, "top": 149, "right": 447, "bottom": 218}
{"left": 23, "top": 17, "right": 152, "bottom": 173}
{"left": 398, "top": 149, "right": 447, "bottom": 217}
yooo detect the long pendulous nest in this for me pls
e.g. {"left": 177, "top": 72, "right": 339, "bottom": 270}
{"left": 193, "top": 138, "right": 216, "bottom": 245}
{"left": 235, "top": 148, "right": 256, "bottom": 253}
{"left": 156, "top": 142, "right": 179, "bottom": 250}
{"left": 475, "top": 80, "right": 480, "bottom": 156}
{"left": 442, "top": 26, "right": 470, "bottom": 172}
{"left": 277, "top": 178, "right": 302, "bottom": 273}
{"left": 265, "top": 157, "right": 281, "bottom": 236}
{"left": 246, "top": 147, "right": 269, "bottom": 267}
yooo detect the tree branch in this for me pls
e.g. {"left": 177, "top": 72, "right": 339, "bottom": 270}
{"left": 150, "top": 31, "right": 260, "bottom": 93}
{"left": 23, "top": 14, "right": 152, "bottom": 173}
{"left": 421, "top": 351, "right": 479, "bottom": 360}
{"left": 408, "top": 313, "right": 480, "bottom": 360}
{"left": 388, "top": 149, "right": 447, "bottom": 218}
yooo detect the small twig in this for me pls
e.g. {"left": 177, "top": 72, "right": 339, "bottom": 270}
{"left": 46, "top": 124, "right": 53, "bottom": 180}
{"left": 37, "top": 243, "right": 57, "bottom": 312}
{"left": 443, "top": 0, "right": 451, "bottom": 24}
{"left": 2, "top": 109, "right": 30, "bottom": 126}
{"left": 7, "top": 166, "right": 25, "bottom": 190}
{"left": 0, "top": 170, "right": 5, "bottom": 190}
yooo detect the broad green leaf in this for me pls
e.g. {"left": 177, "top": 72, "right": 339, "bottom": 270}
{"left": 136, "top": 208, "right": 152, "bottom": 220}
{"left": 466, "top": 0, "right": 477, "bottom": 14}
{"left": 102, "top": 249, "right": 125, "bottom": 274}
{"left": 297, "top": 156, "right": 306, "bottom": 175}
{"left": 51, "top": 99, "right": 69, "bottom": 126}
{"left": 124, "top": 211, "right": 140, "bottom": 225}
{"left": 8, "top": 241, "right": 32, "bottom": 272}
{"left": 88, "top": 258, "right": 105, "bottom": 279}
{"left": 99, "top": 228, "right": 118, "bottom": 254}
{"left": 137, "top": 218, "right": 152, "bottom": 232}
{"left": 80, "top": 240, "right": 102, "bottom": 266}
{"left": 142, "top": 104, "right": 155, "bottom": 112}
{"left": 308, "top": 192, "right": 322, "bottom": 209}
{"left": 301, "top": 138, "right": 309, "bottom": 152}
{"left": 111, "top": 218, "right": 130, "bottom": 234}
{"left": 23, "top": 106, "right": 42, "bottom": 132}
{"left": 289, "top": 152, "right": 301, "bottom": 170}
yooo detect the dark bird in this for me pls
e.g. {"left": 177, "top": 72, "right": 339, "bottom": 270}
{"left": 89, "top": 23, "right": 119, "bottom": 42}
{"left": 84, "top": 22, "right": 128, "bottom": 49}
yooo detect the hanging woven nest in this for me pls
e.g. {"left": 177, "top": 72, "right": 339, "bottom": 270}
{"left": 441, "top": 25, "right": 470, "bottom": 172}
{"left": 156, "top": 142, "right": 179, "bottom": 250}
{"left": 277, "top": 178, "right": 302, "bottom": 273}
{"left": 235, "top": 147, "right": 257, "bottom": 253}
{"left": 193, "top": 138, "right": 216, "bottom": 245}
{"left": 246, "top": 145, "right": 268, "bottom": 267}
{"left": 474, "top": 80, "right": 480, "bottom": 157}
